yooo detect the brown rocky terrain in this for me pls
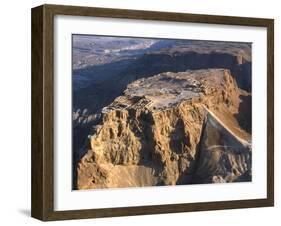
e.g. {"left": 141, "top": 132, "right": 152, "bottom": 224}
{"left": 76, "top": 69, "right": 251, "bottom": 189}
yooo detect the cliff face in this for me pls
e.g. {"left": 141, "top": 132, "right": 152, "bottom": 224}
{"left": 77, "top": 69, "right": 251, "bottom": 189}
{"left": 72, "top": 44, "right": 252, "bottom": 189}
{"left": 192, "top": 110, "right": 251, "bottom": 184}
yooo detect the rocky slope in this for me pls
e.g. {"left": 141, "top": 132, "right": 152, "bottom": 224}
{"left": 76, "top": 69, "right": 251, "bottom": 189}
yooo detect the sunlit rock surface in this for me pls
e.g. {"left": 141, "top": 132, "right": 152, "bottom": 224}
{"left": 76, "top": 69, "right": 251, "bottom": 189}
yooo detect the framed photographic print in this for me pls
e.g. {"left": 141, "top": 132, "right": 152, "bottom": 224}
{"left": 31, "top": 4, "right": 274, "bottom": 221}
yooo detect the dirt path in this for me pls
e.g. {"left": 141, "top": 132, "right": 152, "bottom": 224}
{"left": 204, "top": 106, "right": 251, "bottom": 147}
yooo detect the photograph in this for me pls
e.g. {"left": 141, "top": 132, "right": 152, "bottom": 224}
{"left": 31, "top": 4, "right": 274, "bottom": 221}
{"left": 72, "top": 35, "right": 252, "bottom": 190}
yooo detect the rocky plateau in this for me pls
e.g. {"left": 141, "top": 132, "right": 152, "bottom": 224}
{"left": 76, "top": 68, "right": 252, "bottom": 189}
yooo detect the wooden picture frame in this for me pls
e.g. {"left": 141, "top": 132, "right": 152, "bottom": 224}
{"left": 31, "top": 4, "right": 274, "bottom": 221}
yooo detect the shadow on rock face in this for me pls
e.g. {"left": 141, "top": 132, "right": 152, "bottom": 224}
{"left": 234, "top": 94, "right": 252, "bottom": 134}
